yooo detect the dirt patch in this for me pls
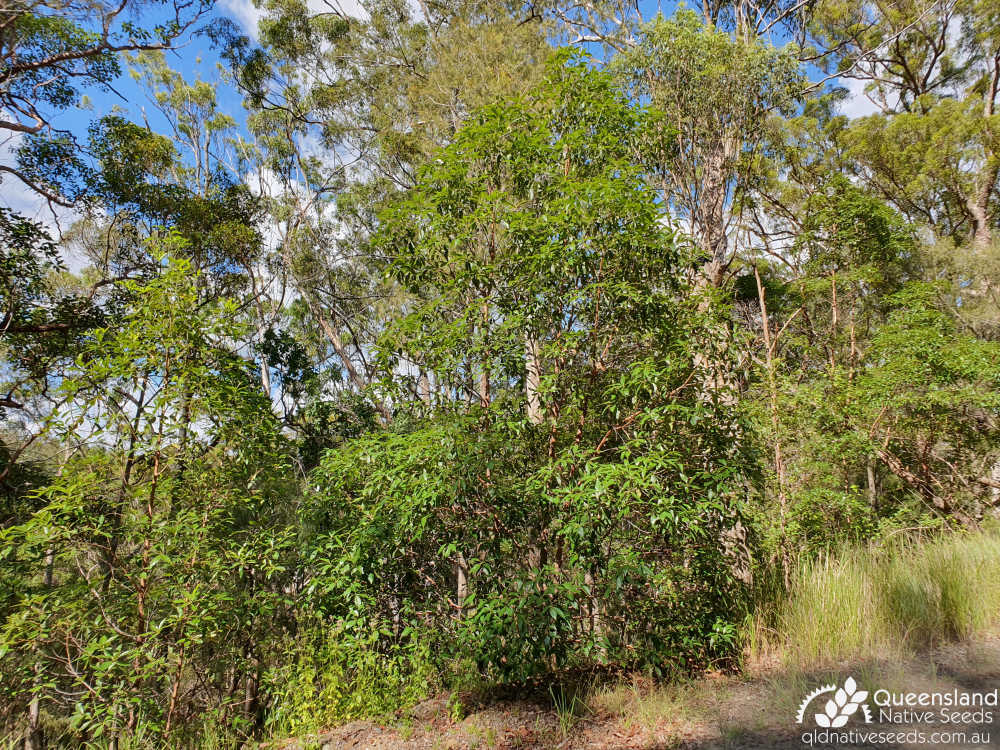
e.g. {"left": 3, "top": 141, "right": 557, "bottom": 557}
{"left": 268, "top": 636, "right": 1000, "bottom": 750}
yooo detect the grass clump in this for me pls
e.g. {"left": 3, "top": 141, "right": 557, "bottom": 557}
{"left": 780, "top": 549, "right": 883, "bottom": 665}
{"left": 770, "top": 527, "right": 1000, "bottom": 667}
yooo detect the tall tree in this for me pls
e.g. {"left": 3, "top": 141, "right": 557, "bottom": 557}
{"left": 0, "top": 0, "right": 220, "bottom": 206}
{"left": 815, "top": 0, "right": 1000, "bottom": 248}
{"left": 225, "top": 0, "right": 552, "bottom": 413}
{"left": 612, "top": 9, "right": 803, "bottom": 287}
{"left": 1, "top": 241, "right": 297, "bottom": 745}
{"left": 304, "top": 54, "right": 753, "bottom": 684}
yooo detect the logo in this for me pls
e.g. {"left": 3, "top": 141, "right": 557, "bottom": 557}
{"left": 797, "top": 676, "right": 873, "bottom": 728}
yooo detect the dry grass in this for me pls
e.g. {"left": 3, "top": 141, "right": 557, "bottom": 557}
{"left": 588, "top": 677, "right": 701, "bottom": 733}
{"left": 763, "top": 527, "right": 1000, "bottom": 668}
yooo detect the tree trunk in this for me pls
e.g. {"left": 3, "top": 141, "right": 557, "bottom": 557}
{"left": 480, "top": 303, "right": 491, "bottom": 408}
{"left": 696, "top": 138, "right": 734, "bottom": 288}
{"left": 969, "top": 54, "right": 999, "bottom": 250}
{"left": 311, "top": 303, "right": 392, "bottom": 422}
{"left": 967, "top": 187, "right": 994, "bottom": 249}
{"left": 455, "top": 553, "right": 469, "bottom": 617}
{"left": 867, "top": 461, "right": 878, "bottom": 508}
{"left": 754, "top": 265, "right": 789, "bottom": 587}
{"left": 418, "top": 370, "right": 431, "bottom": 406}
{"left": 525, "top": 334, "right": 543, "bottom": 425}
{"left": 584, "top": 568, "right": 606, "bottom": 658}
{"left": 259, "top": 358, "right": 271, "bottom": 397}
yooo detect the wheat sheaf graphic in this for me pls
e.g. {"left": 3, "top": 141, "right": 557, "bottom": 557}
{"left": 795, "top": 677, "right": 872, "bottom": 727}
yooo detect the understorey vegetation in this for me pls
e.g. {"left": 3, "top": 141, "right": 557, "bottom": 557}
{"left": 2, "top": 0, "right": 1000, "bottom": 746}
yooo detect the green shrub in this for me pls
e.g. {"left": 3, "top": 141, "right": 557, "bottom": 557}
{"left": 301, "top": 54, "right": 755, "bottom": 685}
{"left": 262, "top": 625, "right": 440, "bottom": 736}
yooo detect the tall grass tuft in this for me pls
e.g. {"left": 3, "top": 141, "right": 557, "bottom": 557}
{"left": 763, "top": 527, "right": 1000, "bottom": 667}
{"left": 780, "top": 548, "right": 883, "bottom": 665}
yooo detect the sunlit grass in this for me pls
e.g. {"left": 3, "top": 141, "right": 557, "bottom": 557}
{"left": 765, "top": 527, "right": 1000, "bottom": 668}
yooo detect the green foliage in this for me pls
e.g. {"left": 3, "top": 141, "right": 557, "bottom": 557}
{"left": 611, "top": 8, "right": 803, "bottom": 270}
{"left": 300, "top": 54, "right": 754, "bottom": 686}
{"left": 85, "top": 98, "right": 263, "bottom": 285}
{"left": 0, "top": 208, "right": 99, "bottom": 398}
{"left": 262, "top": 623, "right": 439, "bottom": 736}
{"left": 741, "top": 170, "right": 999, "bottom": 560}
{"left": 770, "top": 527, "right": 1000, "bottom": 666}
{"left": 7, "top": 0, "right": 1000, "bottom": 744}
{"left": 795, "top": 175, "right": 915, "bottom": 296}
{"left": 0, "top": 238, "right": 297, "bottom": 744}
{"left": 613, "top": 9, "right": 802, "bottom": 129}
{"left": 751, "top": 279, "right": 1000, "bottom": 557}
{"left": 841, "top": 95, "right": 1000, "bottom": 243}
{"left": 0, "top": 0, "right": 217, "bottom": 203}
{"left": 0, "top": 208, "right": 101, "bottom": 546}
{"left": 306, "top": 406, "right": 749, "bottom": 679}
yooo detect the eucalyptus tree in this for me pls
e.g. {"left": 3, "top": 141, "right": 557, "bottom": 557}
{"left": 536, "top": 0, "right": 813, "bottom": 49}
{"left": 0, "top": 58, "right": 281, "bottom": 626}
{"left": 810, "top": 0, "right": 974, "bottom": 114}
{"left": 612, "top": 9, "right": 803, "bottom": 288}
{"left": 0, "top": 7, "right": 245, "bottom": 486}
{"left": 0, "top": 0, "right": 220, "bottom": 207}
{"left": 811, "top": 0, "right": 1000, "bottom": 248}
{"left": 83, "top": 54, "right": 263, "bottom": 297}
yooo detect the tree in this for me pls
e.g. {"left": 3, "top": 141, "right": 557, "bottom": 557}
{"left": 224, "top": 0, "right": 552, "bottom": 416}
{"left": 737, "top": 180, "right": 919, "bottom": 556}
{"left": 0, "top": 238, "right": 297, "bottom": 745}
{"left": 842, "top": 96, "right": 999, "bottom": 248}
{"left": 773, "top": 283, "right": 1000, "bottom": 544}
{"left": 810, "top": 0, "right": 971, "bottom": 115}
{"left": 301, "top": 54, "right": 753, "bottom": 682}
{"left": 612, "top": 9, "right": 803, "bottom": 287}
{"left": 813, "top": 0, "right": 1000, "bottom": 248}
{"left": 537, "top": 0, "right": 813, "bottom": 50}
{"left": 0, "top": 0, "right": 220, "bottom": 206}
{"left": 0, "top": 207, "right": 99, "bottom": 486}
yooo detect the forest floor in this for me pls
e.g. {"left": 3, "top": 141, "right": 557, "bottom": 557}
{"left": 265, "top": 635, "right": 1000, "bottom": 750}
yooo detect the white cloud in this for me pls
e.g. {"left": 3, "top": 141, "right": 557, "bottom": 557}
{"left": 1, "top": 134, "right": 52, "bottom": 219}
{"left": 220, "top": 0, "right": 369, "bottom": 40}
{"left": 838, "top": 76, "right": 882, "bottom": 119}
{"left": 0, "top": 132, "right": 88, "bottom": 271}
{"left": 219, "top": 0, "right": 267, "bottom": 39}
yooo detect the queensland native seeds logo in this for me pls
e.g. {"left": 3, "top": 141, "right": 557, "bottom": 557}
{"left": 797, "top": 677, "right": 873, "bottom": 728}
